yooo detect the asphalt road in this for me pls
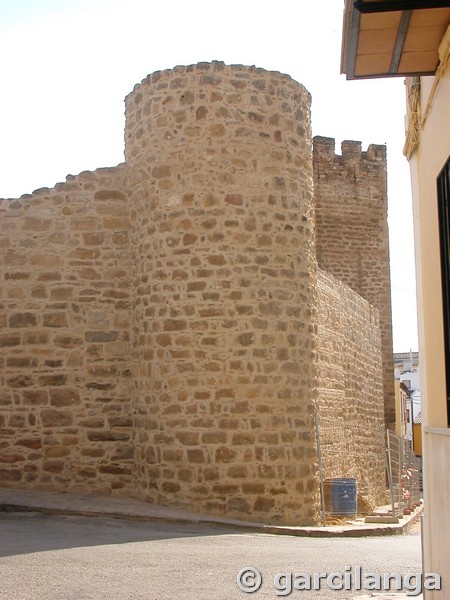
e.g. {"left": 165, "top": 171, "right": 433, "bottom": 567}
{"left": 0, "top": 512, "right": 422, "bottom": 600}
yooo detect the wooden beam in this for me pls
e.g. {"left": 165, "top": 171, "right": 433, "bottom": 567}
{"left": 390, "top": 10, "right": 412, "bottom": 73}
{"left": 345, "top": 4, "right": 361, "bottom": 78}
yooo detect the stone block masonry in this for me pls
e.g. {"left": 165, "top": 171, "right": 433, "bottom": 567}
{"left": 126, "top": 63, "right": 319, "bottom": 524}
{"left": 0, "top": 62, "right": 391, "bottom": 525}
{"left": 313, "top": 137, "right": 395, "bottom": 429}
{"left": 0, "top": 167, "right": 134, "bottom": 494}
{"left": 317, "top": 270, "right": 386, "bottom": 509}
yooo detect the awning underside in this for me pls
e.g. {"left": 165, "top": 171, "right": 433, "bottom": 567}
{"left": 341, "top": 1, "right": 450, "bottom": 79}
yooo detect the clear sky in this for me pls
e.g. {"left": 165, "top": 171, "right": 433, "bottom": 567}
{"left": 0, "top": 0, "right": 418, "bottom": 352}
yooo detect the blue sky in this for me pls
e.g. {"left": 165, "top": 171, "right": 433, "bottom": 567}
{"left": 0, "top": 0, "right": 418, "bottom": 352}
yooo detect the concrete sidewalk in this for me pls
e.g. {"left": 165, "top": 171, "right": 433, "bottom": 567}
{"left": 0, "top": 487, "right": 422, "bottom": 538}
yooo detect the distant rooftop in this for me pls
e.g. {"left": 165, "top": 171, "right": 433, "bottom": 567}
{"left": 394, "top": 351, "right": 419, "bottom": 360}
{"left": 394, "top": 351, "right": 419, "bottom": 367}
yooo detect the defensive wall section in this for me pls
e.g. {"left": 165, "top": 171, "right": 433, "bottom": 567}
{"left": 313, "top": 137, "right": 395, "bottom": 428}
{"left": 0, "top": 167, "right": 134, "bottom": 494}
{"left": 0, "top": 62, "right": 389, "bottom": 524}
{"left": 316, "top": 269, "right": 385, "bottom": 509}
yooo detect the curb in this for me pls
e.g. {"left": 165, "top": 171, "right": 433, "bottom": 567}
{"left": 0, "top": 489, "right": 423, "bottom": 538}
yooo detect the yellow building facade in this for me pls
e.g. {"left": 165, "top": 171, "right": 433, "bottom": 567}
{"left": 394, "top": 379, "right": 409, "bottom": 439}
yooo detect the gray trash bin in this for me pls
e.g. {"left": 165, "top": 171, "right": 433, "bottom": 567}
{"left": 325, "top": 478, "right": 357, "bottom": 516}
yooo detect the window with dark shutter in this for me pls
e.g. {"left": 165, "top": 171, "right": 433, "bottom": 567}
{"left": 437, "top": 156, "right": 450, "bottom": 426}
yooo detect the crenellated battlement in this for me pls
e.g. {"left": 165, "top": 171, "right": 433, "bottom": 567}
{"left": 313, "top": 136, "right": 386, "bottom": 166}
{"left": 313, "top": 132, "right": 394, "bottom": 428}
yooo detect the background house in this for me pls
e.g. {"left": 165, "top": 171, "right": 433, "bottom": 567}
{"left": 394, "top": 379, "right": 409, "bottom": 440}
{"left": 394, "top": 351, "right": 421, "bottom": 448}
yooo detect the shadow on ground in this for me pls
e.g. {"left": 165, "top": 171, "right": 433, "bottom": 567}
{"left": 0, "top": 511, "right": 241, "bottom": 558}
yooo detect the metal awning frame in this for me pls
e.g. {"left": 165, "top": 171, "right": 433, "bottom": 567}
{"left": 343, "top": 1, "right": 450, "bottom": 79}
{"left": 354, "top": 0, "right": 450, "bottom": 14}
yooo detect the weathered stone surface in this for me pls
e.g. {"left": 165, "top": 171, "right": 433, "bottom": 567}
{"left": 0, "top": 469, "right": 22, "bottom": 481}
{"left": 6, "top": 356, "right": 38, "bottom": 368}
{"left": 43, "top": 461, "right": 64, "bottom": 473}
{"left": 94, "top": 190, "right": 127, "bottom": 201}
{"left": 7, "top": 375, "right": 33, "bottom": 388}
{"left": 85, "top": 331, "right": 119, "bottom": 343}
{"left": 163, "top": 319, "right": 187, "bottom": 331}
{"left": 87, "top": 431, "right": 130, "bottom": 442}
{"left": 43, "top": 313, "right": 68, "bottom": 328}
{"left": 16, "top": 438, "right": 42, "bottom": 449}
{"left": 99, "top": 465, "right": 132, "bottom": 475}
{"left": 224, "top": 194, "right": 243, "bottom": 206}
{"left": 112, "top": 445, "right": 134, "bottom": 460}
{"left": 41, "top": 410, "right": 73, "bottom": 427}
{"left": 254, "top": 496, "right": 275, "bottom": 512}
{"left": 0, "top": 452, "right": 26, "bottom": 463}
{"left": 50, "top": 287, "right": 73, "bottom": 301}
{"left": 215, "top": 447, "right": 237, "bottom": 463}
{"left": 109, "top": 416, "right": 132, "bottom": 427}
{"left": 45, "top": 446, "right": 70, "bottom": 458}
{"left": 238, "top": 332, "right": 254, "bottom": 346}
{"left": 314, "top": 136, "right": 395, "bottom": 428}
{"left": 22, "top": 217, "right": 51, "bottom": 231}
{"left": 49, "top": 389, "right": 80, "bottom": 407}
{"left": 152, "top": 165, "right": 172, "bottom": 178}
{"left": 9, "top": 313, "right": 37, "bottom": 328}
{"left": 53, "top": 334, "right": 83, "bottom": 348}
{"left": 23, "top": 332, "right": 49, "bottom": 345}
{"left": 38, "top": 375, "right": 67, "bottom": 387}
{"left": 0, "top": 63, "right": 389, "bottom": 527}
{"left": 0, "top": 334, "right": 21, "bottom": 347}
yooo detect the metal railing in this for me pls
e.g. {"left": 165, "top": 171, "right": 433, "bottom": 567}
{"left": 386, "top": 429, "right": 422, "bottom": 517}
{"left": 315, "top": 416, "right": 422, "bottom": 525}
{"left": 315, "top": 415, "right": 386, "bottom": 524}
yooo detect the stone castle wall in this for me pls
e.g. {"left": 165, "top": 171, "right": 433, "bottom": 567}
{"left": 316, "top": 269, "right": 386, "bottom": 509}
{"left": 0, "top": 62, "right": 390, "bottom": 525}
{"left": 126, "top": 64, "right": 319, "bottom": 523}
{"left": 313, "top": 137, "right": 395, "bottom": 428}
{"left": 0, "top": 167, "right": 135, "bottom": 494}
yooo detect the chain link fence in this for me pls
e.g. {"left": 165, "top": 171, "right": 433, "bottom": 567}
{"left": 386, "top": 429, "right": 422, "bottom": 518}
{"left": 315, "top": 416, "right": 422, "bottom": 525}
{"left": 315, "top": 415, "right": 386, "bottom": 524}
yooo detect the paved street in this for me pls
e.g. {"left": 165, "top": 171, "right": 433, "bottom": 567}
{"left": 0, "top": 512, "right": 422, "bottom": 600}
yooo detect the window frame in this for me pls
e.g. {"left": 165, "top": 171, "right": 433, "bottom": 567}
{"left": 437, "top": 155, "right": 450, "bottom": 426}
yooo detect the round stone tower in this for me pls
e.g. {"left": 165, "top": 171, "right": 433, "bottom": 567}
{"left": 125, "top": 62, "right": 319, "bottom": 525}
